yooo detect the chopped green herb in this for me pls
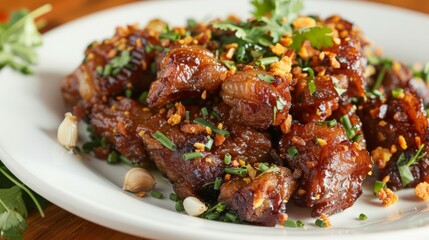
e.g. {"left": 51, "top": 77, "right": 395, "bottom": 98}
{"left": 303, "top": 67, "right": 316, "bottom": 96}
{"left": 224, "top": 166, "right": 247, "bottom": 177}
{"left": 391, "top": 88, "right": 404, "bottom": 99}
{"left": 118, "top": 155, "right": 136, "bottom": 167}
{"left": 351, "top": 133, "right": 362, "bottom": 143}
{"left": 214, "top": 177, "right": 222, "bottom": 190}
{"left": 257, "top": 73, "right": 275, "bottom": 84}
{"left": 406, "top": 144, "right": 426, "bottom": 167}
{"left": 284, "top": 219, "right": 305, "bottom": 228}
{"left": 96, "top": 66, "right": 103, "bottom": 76}
{"left": 201, "top": 107, "right": 209, "bottom": 118}
{"left": 82, "top": 141, "right": 98, "bottom": 153}
{"left": 236, "top": 45, "right": 250, "bottom": 63}
{"left": 125, "top": 89, "right": 132, "bottom": 99}
{"left": 150, "top": 191, "right": 164, "bottom": 199}
{"left": 182, "top": 152, "right": 204, "bottom": 160}
{"left": 193, "top": 118, "right": 230, "bottom": 137}
{"left": 256, "top": 56, "right": 279, "bottom": 66}
{"left": 187, "top": 18, "right": 197, "bottom": 28}
{"left": 205, "top": 137, "right": 214, "bottom": 150}
{"left": 159, "top": 28, "right": 181, "bottom": 41}
{"left": 110, "top": 50, "right": 131, "bottom": 69}
{"left": 103, "top": 64, "right": 112, "bottom": 76}
{"left": 371, "top": 59, "right": 392, "bottom": 92}
{"left": 289, "top": 26, "right": 333, "bottom": 51}
{"left": 169, "top": 193, "right": 179, "bottom": 202}
{"left": 100, "top": 137, "right": 107, "bottom": 148}
{"left": 221, "top": 60, "right": 235, "bottom": 69}
{"left": 316, "top": 119, "right": 337, "bottom": 127}
{"left": 373, "top": 180, "right": 386, "bottom": 195}
{"left": 185, "top": 111, "right": 190, "bottom": 121}
{"left": 332, "top": 77, "right": 347, "bottom": 96}
{"left": 107, "top": 151, "right": 119, "bottom": 164}
{"left": 139, "top": 91, "right": 148, "bottom": 103}
{"left": 204, "top": 212, "right": 220, "bottom": 220}
{"left": 152, "top": 131, "right": 177, "bottom": 151}
{"left": 273, "top": 106, "right": 278, "bottom": 123}
{"left": 359, "top": 213, "right": 368, "bottom": 220}
{"left": 211, "top": 111, "right": 221, "bottom": 121}
{"left": 225, "top": 212, "right": 239, "bottom": 223}
{"left": 340, "top": 115, "right": 355, "bottom": 140}
{"left": 287, "top": 146, "right": 299, "bottom": 158}
{"left": 276, "top": 98, "right": 286, "bottom": 111}
{"left": 112, "top": 67, "right": 121, "bottom": 76}
{"left": 424, "top": 62, "right": 429, "bottom": 81}
{"left": 315, "top": 219, "right": 326, "bottom": 228}
{"left": 224, "top": 153, "right": 232, "bottom": 164}
{"left": 175, "top": 200, "right": 185, "bottom": 212}
{"left": 257, "top": 162, "right": 270, "bottom": 172}
{"left": 397, "top": 144, "right": 427, "bottom": 187}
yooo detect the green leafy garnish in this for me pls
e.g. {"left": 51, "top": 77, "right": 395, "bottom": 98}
{"left": 0, "top": 164, "right": 45, "bottom": 240}
{"left": 257, "top": 73, "right": 275, "bottom": 83}
{"left": 397, "top": 144, "right": 427, "bottom": 187}
{"left": 289, "top": 26, "right": 333, "bottom": 51}
{"left": 212, "top": 0, "right": 304, "bottom": 48}
{"left": 0, "top": 4, "right": 51, "bottom": 74}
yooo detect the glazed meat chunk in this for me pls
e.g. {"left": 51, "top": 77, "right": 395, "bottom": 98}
{"left": 291, "top": 75, "right": 347, "bottom": 123}
{"left": 146, "top": 45, "right": 229, "bottom": 108}
{"left": 61, "top": 25, "right": 160, "bottom": 119}
{"left": 137, "top": 102, "right": 275, "bottom": 199}
{"left": 221, "top": 70, "right": 292, "bottom": 129}
{"left": 359, "top": 91, "right": 429, "bottom": 190}
{"left": 89, "top": 98, "right": 153, "bottom": 166}
{"left": 279, "top": 122, "right": 372, "bottom": 217}
{"left": 218, "top": 165, "right": 297, "bottom": 226}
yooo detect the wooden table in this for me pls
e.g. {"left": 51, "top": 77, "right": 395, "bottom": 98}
{"left": 2, "top": 0, "right": 428, "bottom": 239}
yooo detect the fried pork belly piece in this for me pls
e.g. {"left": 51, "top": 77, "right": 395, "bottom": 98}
{"left": 291, "top": 75, "right": 347, "bottom": 123}
{"left": 368, "top": 61, "right": 429, "bottom": 105}
{"left": 146, "top": 45, "right": 229, "bottom": 108}
{"left": 358, "top": 91, "right": 429, "bottom": 190}
{"left": 90, "top": 98, "right": 153, "bottom": 165}
{"left": 140, "top": 118, "right": 274, "bottom": 199}
{"left": 279, "top": 122, "right": 372, "bottom": 217}
{"left": 61, "top": 25, "right": 160, "bottom": 119}
{"left": 220, "top": 69, "right": 292, "bottom": 129}
{"left": 314, "top": 16, "right": 368, "bottom": 98}
{"left": 218, "top": 166, "right": 297, "bottom": 226}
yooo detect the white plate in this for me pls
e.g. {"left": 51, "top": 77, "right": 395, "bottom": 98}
{"left": 1, "top": 0, "right": 429, "bottom": 239}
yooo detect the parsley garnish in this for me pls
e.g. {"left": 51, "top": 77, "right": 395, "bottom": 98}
{"left": 289, "top": 26, "right": 333, "bottom": 51}
{"left": 257, "top": 73, "right": 275, "bottom": 83}
{"left": 0, "top": 4, "right": 51, "bottom": 74}
{"left": 0, "top": 163, "right": 45, "bottom": 240}
{"left": 397, "top": 144, "right": 427, "bottom": 187}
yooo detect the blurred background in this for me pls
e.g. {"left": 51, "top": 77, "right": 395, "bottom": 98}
{"left": 1, "top": 0, "right": 428, "bottom": 239}
{"left": 2, "top": 0, "right": 429, "bottom": 31}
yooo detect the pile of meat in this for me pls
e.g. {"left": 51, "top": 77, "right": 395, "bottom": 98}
{"left": 61, "top": 15, "right": 429, "bottom": 226}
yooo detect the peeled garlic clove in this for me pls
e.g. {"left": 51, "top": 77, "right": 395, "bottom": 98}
{"left": 57, "top": 112, "right": 78, "bottom": 150}
{"left": 123, "top": 167, "right": 156, "bottom": 193}
{"left": 183, "top": 196, "right": 207, "bottom": 217}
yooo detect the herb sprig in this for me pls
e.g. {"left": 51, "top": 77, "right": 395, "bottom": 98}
{"left": 0, "top": 4, "right": 51, "bottom": 74}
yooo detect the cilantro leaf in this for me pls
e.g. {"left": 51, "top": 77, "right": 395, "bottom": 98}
{"left": 0, "top": 199, "right": 27, "bottom": 240}
{"left": 251, "top": 0, "right": 303, "bottom": 23}
{"left": 0, "top": 4, "right": 51, "bottom": 74}
{"left": 289, "top": 26, "right": 333, "bottom": 51}
{"left": 0, "top": 186, "right": 27, "bottom": 217}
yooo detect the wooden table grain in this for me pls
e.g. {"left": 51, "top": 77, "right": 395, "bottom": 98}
{"left": 2, "top": 0, "right": 428, "bottom": 239}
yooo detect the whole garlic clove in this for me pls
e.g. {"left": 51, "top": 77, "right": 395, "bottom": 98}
{"left": 183, "top": 196, "right": 208, "bottom": 217}
{"left": 123, "top": 168, "right": 156, "bottom": 193}
{"left": 57, "top": 112, "right": 78, "bottom": 150}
